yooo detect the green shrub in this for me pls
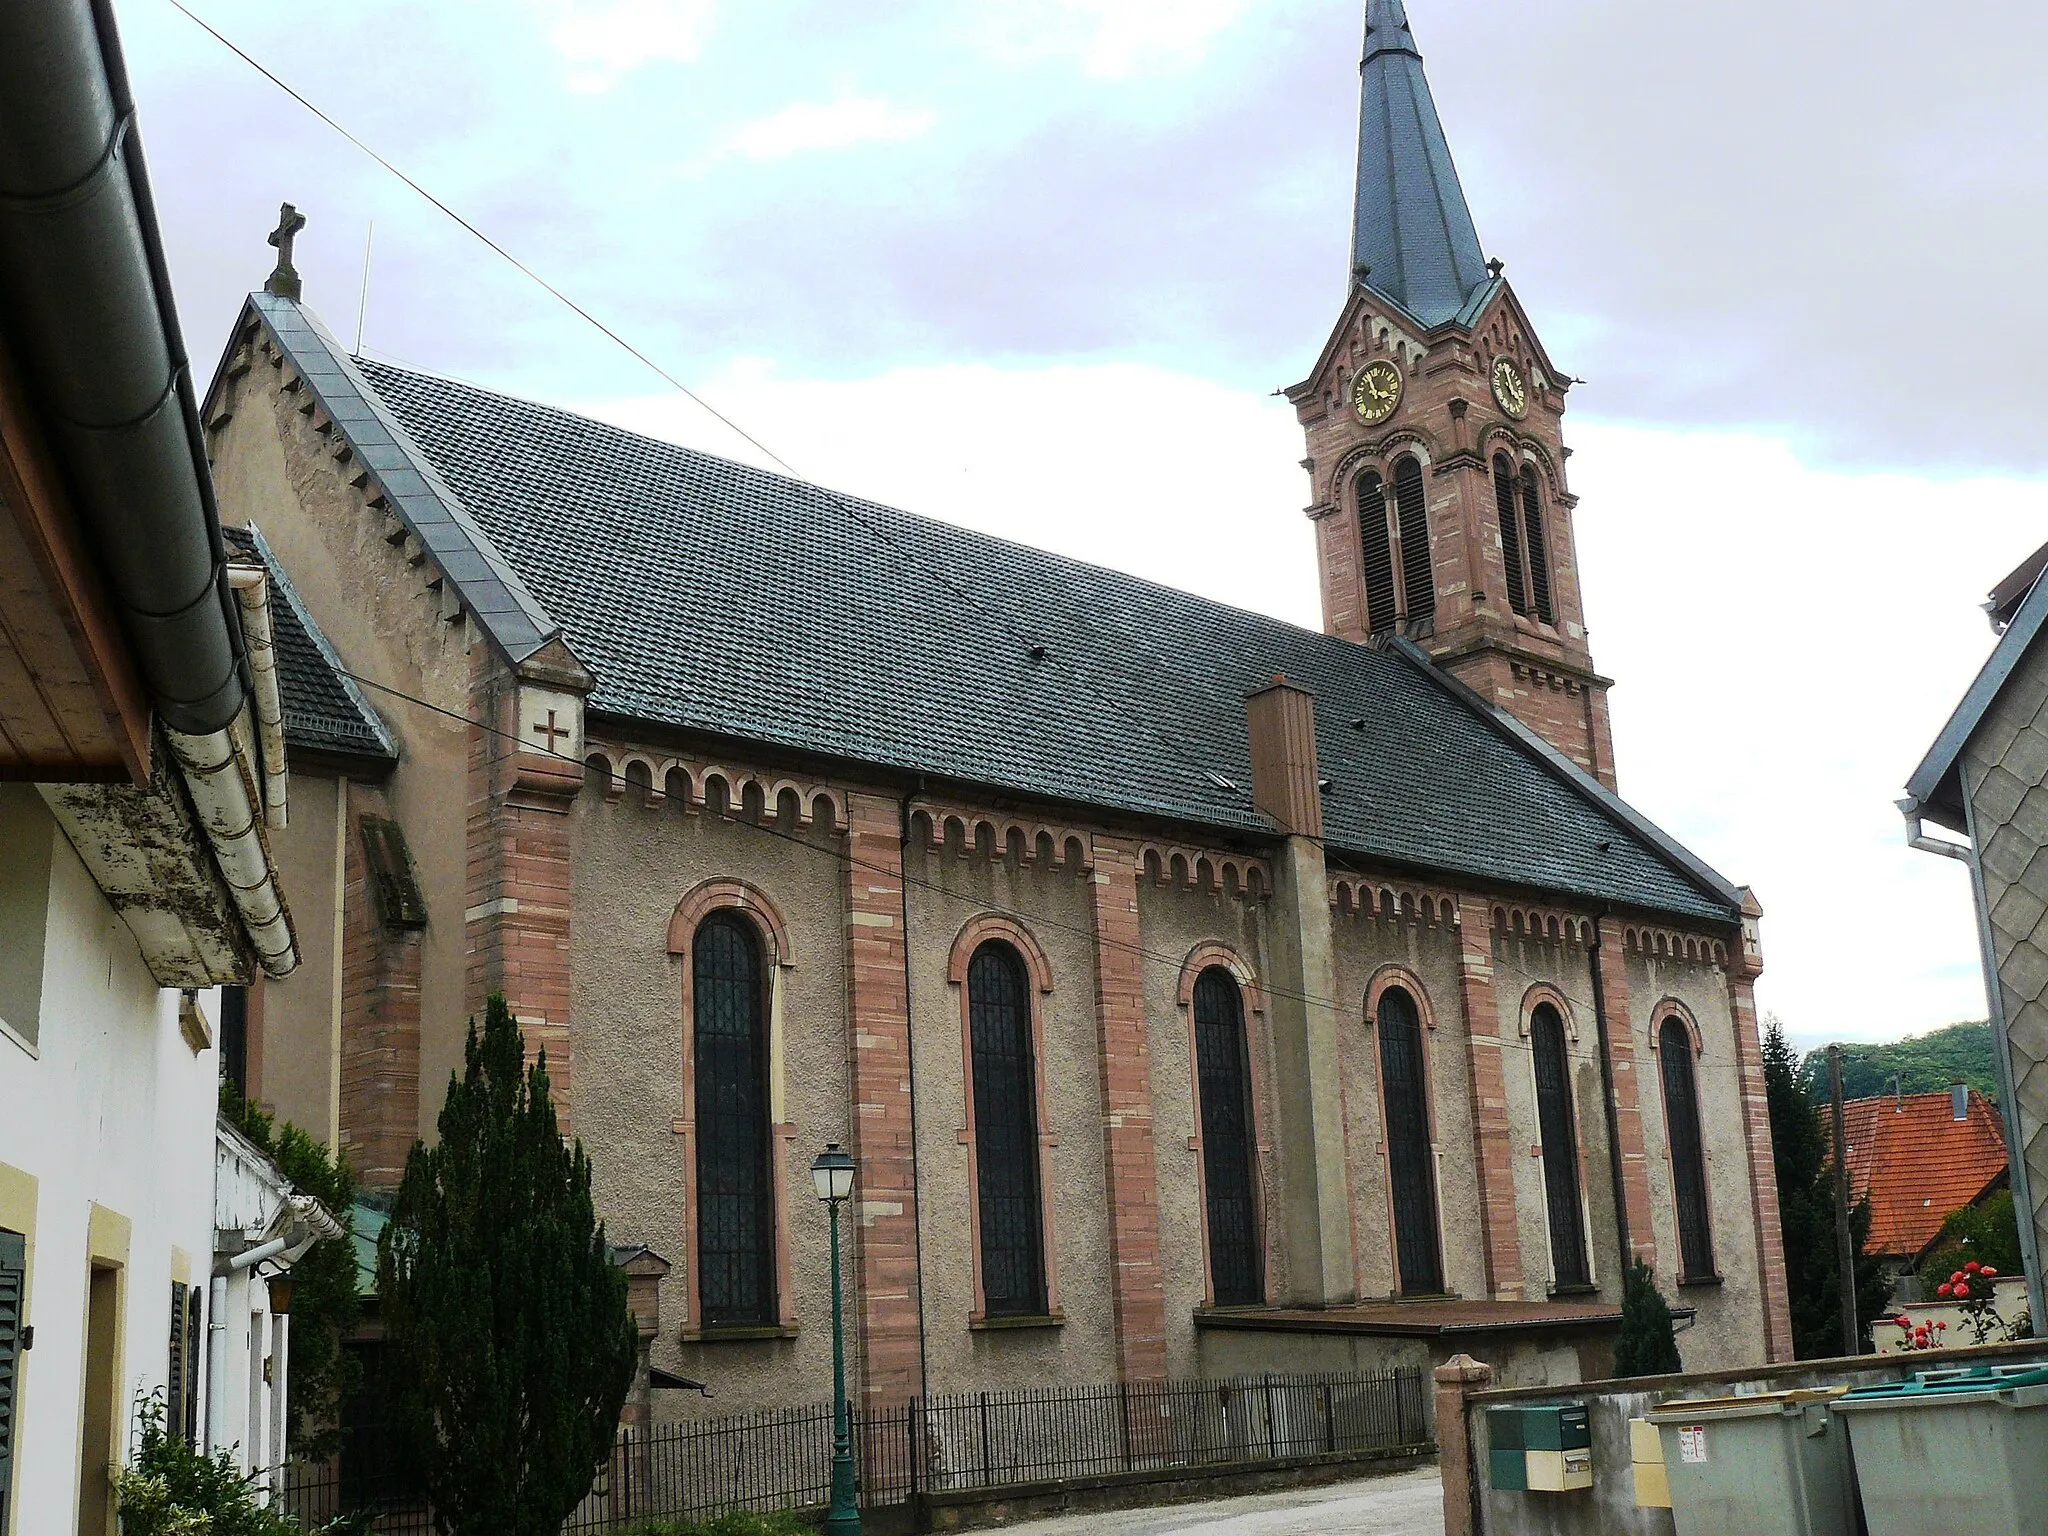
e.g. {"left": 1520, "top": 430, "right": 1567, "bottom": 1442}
{"left": 619, "top": 1514, "right": 810, "bottom": 1536}
{"left": 1612, "top": 1259, "right": 1682, "bottom": 1377}
{"left": 114, "top": 1392, "right": 357, "bottom": 1535}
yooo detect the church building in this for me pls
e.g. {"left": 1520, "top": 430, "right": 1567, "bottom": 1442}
{"left": 203, "top": 0, "right": 1791, "bottom": 1414}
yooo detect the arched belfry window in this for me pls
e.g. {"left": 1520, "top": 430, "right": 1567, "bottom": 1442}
{"left": 968, "top": 942, "right": 1047, "bottom": 1316}
{"left": 1518, "top": 465, "right": 1553, "bottom": 623}
{"left": 693, "top": 912, "right": 776, "bottom": 1327}
{"left": 1491, "top": 456, "right": 1555, "bottom": 625}
{"left": 1376, "top": 986, "right": 1443, "bottom": 1296}
{"left": 1193, "top": 968, "right": 1262, "bottom": 1306}
{"left": 1530, "top": 1004, "right": 1590, "bottom": 1289}
{"left": 1354, "top": 455, "right": 1434, "bottom": 636}
{"left": 1492, "top": 454, "right": 1528, "bottom": 616}
{"left": 1659, "top": 1018, "right": 1716, "bottom": 1282}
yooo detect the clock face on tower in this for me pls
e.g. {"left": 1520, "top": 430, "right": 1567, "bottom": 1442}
{"left": 1351, "top": 359, "right": 1402, "bottom": 424}
{"left": 1491, "top": 358, "right": 1529, "bottom": 420}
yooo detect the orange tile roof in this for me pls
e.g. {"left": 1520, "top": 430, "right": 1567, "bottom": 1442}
{"left": 1840, "top": 1089, "right": 2009, "bottom": 1260}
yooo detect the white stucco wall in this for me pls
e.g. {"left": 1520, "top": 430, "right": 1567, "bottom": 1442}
{"left": 0, "top": 786, "right": 219, "bottom": 1535}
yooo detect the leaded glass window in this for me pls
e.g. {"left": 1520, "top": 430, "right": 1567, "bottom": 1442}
{"left": 1194, "top": 968, "right": 1262, "bottom": 1306}
{"left": 1377, "top": 987, "right": 1443, "bottom": 1296}
{"left": 1531, "top": 1005, "right": 1590, "bottom": 1288}
{"left": 969, "top": 942, "right": 1046, "bottom": 1316}
{"left": 1660, "top": 1019, "right": 1716, "bottom": 1281}
{"left": 694, "top": 913, "right": 775, "bottom": 1327}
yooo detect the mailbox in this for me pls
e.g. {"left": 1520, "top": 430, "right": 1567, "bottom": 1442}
{"left": 1487, "top": 1403, "right": 1592, "bottom": 1492}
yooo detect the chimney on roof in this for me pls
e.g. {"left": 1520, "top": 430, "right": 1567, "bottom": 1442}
{"left": 1246, "top": 674, "right": 1323, "bottom": 839}
{"left": 1954, "top": 1082, "right": 1969, "bottom": 1122}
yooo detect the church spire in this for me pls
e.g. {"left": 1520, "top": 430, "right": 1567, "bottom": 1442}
{"left": 1351, "top": 0, "right": 1491, "bottom": 328}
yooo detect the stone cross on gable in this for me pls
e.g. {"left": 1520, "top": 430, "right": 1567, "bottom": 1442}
{"left": 265, "top": 202, "right": 307, "bottom": 301}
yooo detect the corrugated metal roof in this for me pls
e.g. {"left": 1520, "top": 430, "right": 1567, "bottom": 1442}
{"left": 1351, "top": 0, "right": 1493, "bottom": 328}
{"left": 331, "top": 352, "right": 1735, "bottom": 923}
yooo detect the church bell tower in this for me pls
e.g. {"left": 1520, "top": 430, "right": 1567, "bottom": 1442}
{"left": 1286, "top": 0, "right": 1618, "bottom": 789}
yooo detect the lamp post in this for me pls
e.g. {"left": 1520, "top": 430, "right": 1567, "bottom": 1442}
{"left": 811, "top": 1143, "right": 861, "bottom": 1536}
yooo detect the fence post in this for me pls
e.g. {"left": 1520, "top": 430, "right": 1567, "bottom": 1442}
{"left": 1323, "top": 1382, "right": 1335, "bottom": 1454}
{"left": 908, "top": 1399, "right": 919, "bottom": 1501}
{"left": 1119, "top": 1381, "right": 1133, "bottom": 1470}
{"left": 1264, "top": 1374, "right": 1277, "bottom": 1458}
{"left": 979, "top": 1391, "right": 992, "bottom": 1487}
{"left": 1433, "top": 1355, "right": 1492, "bottom": 1536}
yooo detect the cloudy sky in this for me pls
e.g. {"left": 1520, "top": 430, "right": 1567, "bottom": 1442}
{"left": 117, "top": 0, "right": 2048, "bottom": 1045}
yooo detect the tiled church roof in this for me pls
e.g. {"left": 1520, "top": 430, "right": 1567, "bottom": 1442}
{"left": 263, "top": 340, "right": 1737, "bottom": 924}
{"left": 223, "top": 524, "right": 395, "bottom": 765}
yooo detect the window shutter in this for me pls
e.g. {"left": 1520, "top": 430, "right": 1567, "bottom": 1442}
{"left": 1356, "top": 472, "right": 1398, "bottom": 634}
{"left": 184, "top": 1286, "right": 203, "bottom": 1446}
{"left": 0, "top": 1229, "right": 24, "bottom": 1520}
{"left": 1518, "top": 467, "right": 1553, "bottom": 624}
{"left": 166, "top": 1281, "right": 188, "bottom": 1441}
{"left": 1393, "top": 457, "right": 1434, "bottom": 625}
{"left": 1492, "top": 456, "right": 1528, "bottom": 615}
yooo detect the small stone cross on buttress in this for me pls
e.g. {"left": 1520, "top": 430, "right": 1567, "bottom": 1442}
{"left": 264, "top": 202, "right": 307, "bottom": 301}
{"left": 532, "top": 710, "right": 571, "bottom": 756}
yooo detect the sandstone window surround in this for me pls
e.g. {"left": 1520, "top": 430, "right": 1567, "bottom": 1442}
{"left": 668, "top": 879, "right": 799, "bottom": 1341}
{"left": 1653, "top": 1003, "right": 1719, "bottom": 1286}
{"left": 1364, "top": 967, "right": 1448, "bottom": 1299}
{"left": 1178, "top": 947, "right": 1270, "bottom": 1311}
{"left": 1517, "top": 985, "right": 1595, "bottom": 1294}
{"left": 946, "top": 915, "right": 1062, "bottom": 1329}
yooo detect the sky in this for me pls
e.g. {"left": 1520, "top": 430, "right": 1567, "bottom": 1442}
{"left": 113, "top": 0, "right": 2048, "bottom": 1044}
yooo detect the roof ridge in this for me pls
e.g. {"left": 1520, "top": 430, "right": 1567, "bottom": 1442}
{"left": 1387, "top": 635, "right": 1742, "bottom": 916}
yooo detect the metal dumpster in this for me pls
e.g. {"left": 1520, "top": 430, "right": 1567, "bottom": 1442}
{"left": 1831, "top": 1365, "right": 2048, "bottom": 1536}
{"left": 1643, "top": 1388, "right": 1853, "bottom": 1536}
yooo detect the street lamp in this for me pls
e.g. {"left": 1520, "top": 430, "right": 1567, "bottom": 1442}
{"left": 811, "top": 1142, "right": 860, "bottom": 1536}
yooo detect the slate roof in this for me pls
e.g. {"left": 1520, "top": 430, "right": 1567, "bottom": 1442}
{"left": 1843, "top": 1089, "right": 2010, "bottom": 1260}
{"left": 316, "top": 350, "right": 1737, "bottom": 924}
{"left": 1910, "top": 540, "right": 2048, "bottom": 830}
{"left": 1351, "top": 0, "right": 1494, "bottom": 328}
{"left": 223, "top": 523, "right": 395, "bottom": 764}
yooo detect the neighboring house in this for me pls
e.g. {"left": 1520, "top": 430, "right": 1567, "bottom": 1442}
{"left": 0, "top": 4, "right": 318, "bottom": 1532}
{"left": 1905, "top": 538, "right": 2048, "bottom": 1330}
{"left": 1840, "top": 1087, "right": 2010, "bottom": 1273}
{"left": 209, "top": 1122, "right": 343, "bottom": 1492}
{"left": 210, "top": 0, "right": 1794, "bottom": 1417}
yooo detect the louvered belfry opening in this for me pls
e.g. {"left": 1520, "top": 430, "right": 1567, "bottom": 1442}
{"left": 1393, "top": 455, "right": 1434, "bottom": 627}
{"left": 1530, "top": 1005, "right": 1591, "bottom": 1289}
{"left": 1659, "top": 1018, "right": 1717, "bottom": 1282}
{"left": 1356, "top": 469, "right": 1398, "bottom": 634}
{"left": 1193, "top": 967, "right": 1263, "bottom": 1306}
{"left": 0, "top": 1228, "right": 22, "bottom": 1520}
{"left": 967, "top": 942, "right": 1047, "bottom": 1317}
{"left": 1518, "top": 465, "right": 1553, "bottom": 623}
{"left": 1356, "top": 457, "right": 1434, "bottom": 637}
{"left": 1376, "top": 986, "right": 1444, "bottom": 1296}
{"left": 693, "top": 912, "right": 777, "bottom": 1327}
{"left": 1492, "top": 454, "right": 1528, "bottom": 616}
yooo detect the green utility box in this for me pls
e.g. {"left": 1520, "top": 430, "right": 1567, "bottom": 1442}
{"left": 1831, "top": 1365, "right": 2048, "bottom": 1536}
{"left": 1644, "top": 1389, "right": 1852, "bottom": 1536}
{"left": 1486, "top": 1403, "right": 1592, "bottom": 1492}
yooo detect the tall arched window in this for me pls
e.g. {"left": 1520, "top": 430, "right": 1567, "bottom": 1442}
{"left": 1517, "top": 465, "right": 1553, "bottom": 623}
{"left": 1530, "top": 1005, "right": 1590, "bottom": 1288}
{"left": 1492, "top": 454, "right": 1528, "bottom": 616}
{"left": 1193, "top": 968, "right": 1262, "bottom": 1305}
{"left": 694, "top": 912, "right": 775, "bottom": 1327}
{"left": 1659, "top": 1018, "right": 1716, "bottom": 1281}
{"left": 1393, "top": 455, "right": 1434, "bottom": 626}
{"left": 1376, "top": 987, "right": 1443, "bottom": 1296}
{"left": 1356, "top": 470, "right": 1398, "bottom": 635}
{"left": 968, "top": 942, "right": 1047, "bottom": 1316}
{"left": 1356, "top": 457, "right": 1434, "bottom": 635}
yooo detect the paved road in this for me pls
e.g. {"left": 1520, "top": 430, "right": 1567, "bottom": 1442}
{"left": 998, "top": 1466, "right": 1444, "bottom": 1536}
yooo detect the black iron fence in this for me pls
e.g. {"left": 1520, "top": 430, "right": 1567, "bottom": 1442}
{"left": 277, "top": 1367, "right": 1429, "bottom": 1532}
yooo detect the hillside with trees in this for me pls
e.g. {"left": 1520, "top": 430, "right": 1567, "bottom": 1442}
{"left": 1799, "top": 1020, "right": 1998, "bottom": 1106}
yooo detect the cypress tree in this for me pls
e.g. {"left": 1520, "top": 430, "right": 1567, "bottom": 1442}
{"left": 377, "top": 994, "right": 638, "bottom": 1536}
{"left": 1613, "top": 1258, "right": 1683, "bottom": 1377}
